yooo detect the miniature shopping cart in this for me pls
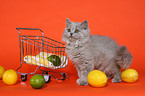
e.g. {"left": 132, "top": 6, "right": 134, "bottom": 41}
{"left": 16, "top": 28, "right": 69, "bottom": 83}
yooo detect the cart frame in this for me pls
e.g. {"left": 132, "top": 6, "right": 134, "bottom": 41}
{"left": 16, "top": 28, "right": 69, "bottom": 82}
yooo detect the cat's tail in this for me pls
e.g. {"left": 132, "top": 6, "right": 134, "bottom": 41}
{"left": 115, "top": 46, "right": 133, "bottom": 69}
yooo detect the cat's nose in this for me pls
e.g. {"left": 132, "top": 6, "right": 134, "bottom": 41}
{"left": 70, "top": 33, "right": 73, "bottom": 36}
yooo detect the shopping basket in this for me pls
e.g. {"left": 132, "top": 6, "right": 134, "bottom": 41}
{"left": 16, "top": 28, "right": 69, "bottom": 83}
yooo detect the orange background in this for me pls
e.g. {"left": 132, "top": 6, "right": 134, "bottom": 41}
{"left": 0, "top": 0, "right": 145, "bottom": 95}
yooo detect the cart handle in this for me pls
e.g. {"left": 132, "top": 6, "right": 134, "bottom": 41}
{"left": 16, "top": 28, "right": 44, "bottom": 35}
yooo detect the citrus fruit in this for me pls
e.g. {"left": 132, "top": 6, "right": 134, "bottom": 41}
{"left": 87, "top": 70, "right": 107, "bottom": 87}
{"left": 24, "top": 55, "right": 37, "bottom": 65}
{"left": 47, "top": 55, "right": 61, "bottom": 66}
{"left": 0, "top": 66, "right": 5, "bottom": 79}
{"left": 36, "top": 52, "right": 50, "bottom": 59}
{"left": 121, "top": 69, "right": 138, "bottom": 83}
{"left": 24, "top": 55, "right": 35, "bottom": 61}
{"left": 3, "top": 69, "right": 18, "bottom": 85}
{"left": 30, "top": 75, "right": 45, "bottom": 89}
{"left": 36, "top": 57, "right": 48, "bottom": 65}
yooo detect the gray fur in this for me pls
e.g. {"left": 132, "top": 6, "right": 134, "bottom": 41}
{"left": 62, "top": 18, "right": 133, "bottom": 86}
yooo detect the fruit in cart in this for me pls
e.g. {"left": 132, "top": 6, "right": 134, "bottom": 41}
{"left": 24, "top": 55, "right": 55, "bottom": 68}
{"left": 47, "top": 55, "right": 61, "bottom": 66}
{"left": 26, "top": 60, "right": 37, "bottom": 65}
{"left": 39, "top": 59, "right": 54, "bottom": 68}
{"left": 37, "top": 52, "right": 51, "bottom": 59}
{"left": 35, "top": 56, "right": 55, "bottom": 68}
{"left": 30, "top": 75, "right": 45, "bottom": 89}
{"left": 87, "top": 70, "right": 107, "bottom": 87}
{"left": 24, "top": 55, "right": 37, "bottom": 65}
{"left": 121, "top": 69, "right": 138, "bottom": 83}
{"left": 47, "top": 63, "right": 55, "bottom": 68}
{"left": 3, "top": 69, "right": 18, "bottom": 85}
{"left": 36, "top": 57, "right": 48, "bottom": 65}
{"left": 0, "top": 66, "right": 5, "bottom": 79}
{"left": 24, "top": 55, "right": 35, "bottom": 61}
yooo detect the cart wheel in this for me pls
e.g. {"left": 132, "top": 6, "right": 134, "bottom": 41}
{"left": 21, "top": 74, "right": 27, "bottom": 82}
{"left": 42, "top": 71, "right": 51, "bottom": 83}
{"left": 44, "top": 75, "right": 51, "bottom": 83}
{"left": 62, "top": 73, "right": 66, "bottom": 80}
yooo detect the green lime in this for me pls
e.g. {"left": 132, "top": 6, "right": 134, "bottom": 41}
{"left": 30, "top": 75, "right": 45, "bottom": 89}
{"left": 47, "top": 55, "right": 61, "bottom": 66}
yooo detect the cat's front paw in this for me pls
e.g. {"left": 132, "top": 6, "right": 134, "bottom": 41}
{"left": 77, "top": 78, "right": 88, "bottom": 86}
{"left": 111, "top": 77, "right": 121, "bottom": 83}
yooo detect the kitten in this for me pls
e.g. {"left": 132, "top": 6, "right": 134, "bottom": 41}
{"left": 62, "top": 18, "right": 133, "bottom": 86}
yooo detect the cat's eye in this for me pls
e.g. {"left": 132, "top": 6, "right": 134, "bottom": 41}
{"left": 74, "top": 29, "right": 79, "bottom": 33}
{"left": 67, "top": 29, "right": 71, "bottom": 32}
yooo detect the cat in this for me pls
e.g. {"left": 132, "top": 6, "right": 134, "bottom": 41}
{"left": 62, "top": 18, "right": 133, "bottom": 86}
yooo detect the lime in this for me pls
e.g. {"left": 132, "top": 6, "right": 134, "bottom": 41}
{"left": 30, "top": 75, "right": 45, "bottom": 89}
{"left": 47, "top": 55, "right": 61, "bottom": 66}
{"left": 87, "top": 70, "right": 107, "bottom": 87}
{"left": 0, "top": 66, "right": 5, "bottom": 79}
{"left": 3, "top": 69, "right": 18, "bottom": 85}
{"left": 121, "top": 69, "right": 138, "bottom": 83}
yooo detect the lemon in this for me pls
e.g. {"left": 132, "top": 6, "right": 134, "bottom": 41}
{"left": 121, "top": 69, "right": 138, "bottom": 83}
{"left": 87, "top": 70, "right": 107, "bottom": 87}
{"left": 38, "top": 59, "right": 54, "bottom": 68}
{"left": 3, "top": 69, "right": 18, "bottom": 85}
{"left": 37, "top": 58, "right": 49, "bottom": 66}
{"left": 0, "top": 66, "right": 5, "bottom": 79}
{"left": 24, "top": 55, "right": 37, "bottom": 64}
{"left": 37, "top": 52, "right": 50, "bottom": 59}
{"left": 24, "top": 55, "right": 35, "bottom": 60}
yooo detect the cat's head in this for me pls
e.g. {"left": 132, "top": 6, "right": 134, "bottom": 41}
{"left": 62, "top": 18, "right": 90, "bottom": 43}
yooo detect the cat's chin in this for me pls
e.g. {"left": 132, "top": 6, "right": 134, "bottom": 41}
{"left": 69, "top": 37, "right": 75, "bottom": 41}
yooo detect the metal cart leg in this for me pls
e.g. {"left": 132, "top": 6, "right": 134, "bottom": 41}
{"left": 16, "top": 63, "right": 40, "bottom": 81}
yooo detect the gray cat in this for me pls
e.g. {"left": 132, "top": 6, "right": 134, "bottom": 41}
{"left": 62, "top": 18, "right": 133, "bottom": 86}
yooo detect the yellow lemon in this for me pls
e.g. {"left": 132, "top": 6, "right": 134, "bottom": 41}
{"left": 121, "top": 69, "right": 138, "bottom": 83}
{"left": 24, "top": 55, "right": 35, "bottom": 62}
{"left": 0, "top": 66, "right": 5, "bottom": 79}
{"left": 24, "top": 55, "right": 35, "bottom": 60}
{"left": 24, "top": 55, "right": 37, "bottom": 65}
{"left": 3, "top": 69, "right": 18, "bottom": 85}
{"left": 87, "top": 70, "right": 107, "bottom": 87}
{"left": 29, "top": 61, "right": 37, "bottom": 65}
{"left": 37, "top": 52, "right": 49, "bottom": 59}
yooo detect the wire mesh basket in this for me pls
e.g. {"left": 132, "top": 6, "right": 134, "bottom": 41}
{"left": 16, "top": 28, "right": 69, "bottom": 82}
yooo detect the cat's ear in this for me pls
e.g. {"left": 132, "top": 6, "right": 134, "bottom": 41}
{"left": 66, "top": 18, "right": 71, "bottom": 27}
{"left": 80, "top": 20, "right": 88, "bottom": 29}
